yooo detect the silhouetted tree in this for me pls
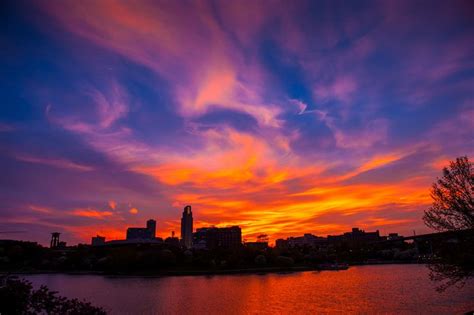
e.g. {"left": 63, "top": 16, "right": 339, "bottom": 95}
{"left": 422, "top": 156, "right": 474, "bottom": 292}
{"left": 428, "top": 256, "right": 473, "bottom": 293}
{"left": 0, "top": 276, "right": 106, "bottom": 314}
{"left": 423, "top": 156, "right": 474, "bottom": 231}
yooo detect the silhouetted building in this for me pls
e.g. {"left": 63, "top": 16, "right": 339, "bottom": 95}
{"left": 126, "top": 219, "right": 157, "bottom": 240}
{"left": 91, "top": 235, "right": 106, "bottom": 246}
{"left": 50, "top": 232, "right": 60, "bottom": 248}
{"left": 193, "top": 228, "right": 211, "bottom": 249}
{"left": 164, "top": 231, "right": 180, "bottom": 247}
{"left": 181, "top": 205, "right": 193, "bottom": 248}
{"left": 328, "top": 227, "right": 382, "bottom": 244}
{"left": 193, "top": 239, "right": 207, "bottom": 250}
{"left": 104, "top": 238, "right": 163, "bottom": 246}
{"left": 147, "top": 219, "right": 156, "bottom": 238}
{"left": 165, "top": 237, "right": 180, "bottom": 247}
{"left": 275, "top": 238, "right": 288, "bottom": 249}
{"left": 275, "top": 234, "right": 326, "bottom": 248}
{"left": 387, "top": 233, "right": 402, "bottom": 240}
{"left": 287, "top": 233, "right": 327, "bottom": 248}
{"left": 193, "top": 226, "right": 242, "bottom": 249}
{"left": 245, "top": 242, "right": 268, "bottom": 250}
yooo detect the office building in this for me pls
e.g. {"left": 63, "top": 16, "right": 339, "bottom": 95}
{"left": 91, "top": 235, "right": 106, "bottom": 246}
{"left": 193, "top": 226, "right": 242, "bottom": 249}
{"left": 328, "top": 227, "right": 382, "bottom": 243}
{"left": 275, "top": 233, "right": 326, "bottom": 248}
{"left": 275, "top": 238, "right": 289, "bottom": 249}
{"left": 181, "top": 205, "right": 193, "bottom": 248}
{"left": 147, "top": 219, "right": 156, "bottom": 238}
{"left": 126, "top": 219, "right": 157, "bottom": 240}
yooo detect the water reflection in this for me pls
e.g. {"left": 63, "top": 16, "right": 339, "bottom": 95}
{"left": 25, "top": 265, "right": 474, "bottom": 314}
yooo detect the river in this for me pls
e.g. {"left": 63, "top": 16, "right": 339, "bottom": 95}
{"left": 23, "top": 265, "right": 474, "bottom": 314}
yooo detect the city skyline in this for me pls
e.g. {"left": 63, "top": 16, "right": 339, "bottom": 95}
{"left": 1, "top": 1, "right": 474, "bottom": 247}
{"left": 86, "top": 212, "right": 403, "bottom": 249}
{"left": 50, "top": 205, "right": 445, "bottom": 248}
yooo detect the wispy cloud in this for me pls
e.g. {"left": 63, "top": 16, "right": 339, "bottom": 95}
{"left": 16, "top": 155, "right": 94, "bottom": 172}
{"left": 71, "top": 209, "right": 114, "bottom": 219}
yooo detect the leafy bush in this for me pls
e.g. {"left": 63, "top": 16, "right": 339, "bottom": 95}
{"left": 0, "top": 276, "right": 106, "bottom": 315}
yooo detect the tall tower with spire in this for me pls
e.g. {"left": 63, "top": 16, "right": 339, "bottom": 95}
{"left": 180, "top": 205, "right": 193, "bottom": 248}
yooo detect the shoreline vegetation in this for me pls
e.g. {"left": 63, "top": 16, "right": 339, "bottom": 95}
{"left": 6, "top": 261, "right": 425, "bottom": 278}
{"left": 0, "top": 235, "right": 427, "bottom": 277}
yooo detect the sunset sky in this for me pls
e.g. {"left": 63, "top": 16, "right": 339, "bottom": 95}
{"left": 1, "top": 0, "right": 473, "bottom": 245}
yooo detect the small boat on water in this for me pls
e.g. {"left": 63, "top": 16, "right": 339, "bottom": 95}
{"left": 317, "top": 263, "right": 349, "bottom": 270}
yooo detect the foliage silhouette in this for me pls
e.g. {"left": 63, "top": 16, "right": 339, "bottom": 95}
{"left": 423, "top": 156, "right": 474, "bottom": 292}
{"left": 0, "top": 275, "right": 106, "bottom": 314}
{"left": 423, "top": 156, "right": 474, "bottom": 231}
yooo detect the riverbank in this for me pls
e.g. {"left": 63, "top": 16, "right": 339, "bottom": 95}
{"left": 5, "top": 266, "right": 318, "bottom": 277}
{"left": 3, "top": 261, "right": 424, "bottom": 278}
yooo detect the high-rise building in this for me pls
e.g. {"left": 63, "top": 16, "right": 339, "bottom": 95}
{"left": 180, "top": 205, "right": 193, "bottom": 248}
{"left": 147, "top": 219, "right": 156, "bottom": 238}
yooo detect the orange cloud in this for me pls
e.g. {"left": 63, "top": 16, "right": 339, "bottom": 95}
{"left": 177, "top": 64, "right": 283, "bottom": 127}
{"left": 108, "top": 200, "right": 117, "bottom": 210}
{"left": 163, "top": 172, "right": 431, "bottom": 244}
{"left": 133, "top": 128, "right": 319, "bottom": 190}
{"left": 71, "top": 209, "right": 113, "bottom": 219}
{"left": 68, "top": 225, "right": 126, "bottom": 242}
{"left": 431, "top": 157, "right": 450, "bottom": 170}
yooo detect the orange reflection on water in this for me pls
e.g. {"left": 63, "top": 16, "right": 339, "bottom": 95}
{"left": 25, "top": 265, "right": 474, "bottom": 314}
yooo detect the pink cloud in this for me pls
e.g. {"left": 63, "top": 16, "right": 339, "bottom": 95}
{"left": 314, "top": 76, "right": 357, "bottom": 104}
{"left": 28, "top": 205, "right": 54, "bottom": 214}
{"left": 88, "top": 83, "right": 129, "bottom": 129}
{"left": 39, "top": 1, "right": 285, "bottom": 128}
{"left": 311, "top": 109, "right": 389, "bottom": 149}
{"left": 108, "top": 200, "right": 117, "bottom": 210}
{"left": 15, "top": 155, "right": 93, "bottom": 172}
